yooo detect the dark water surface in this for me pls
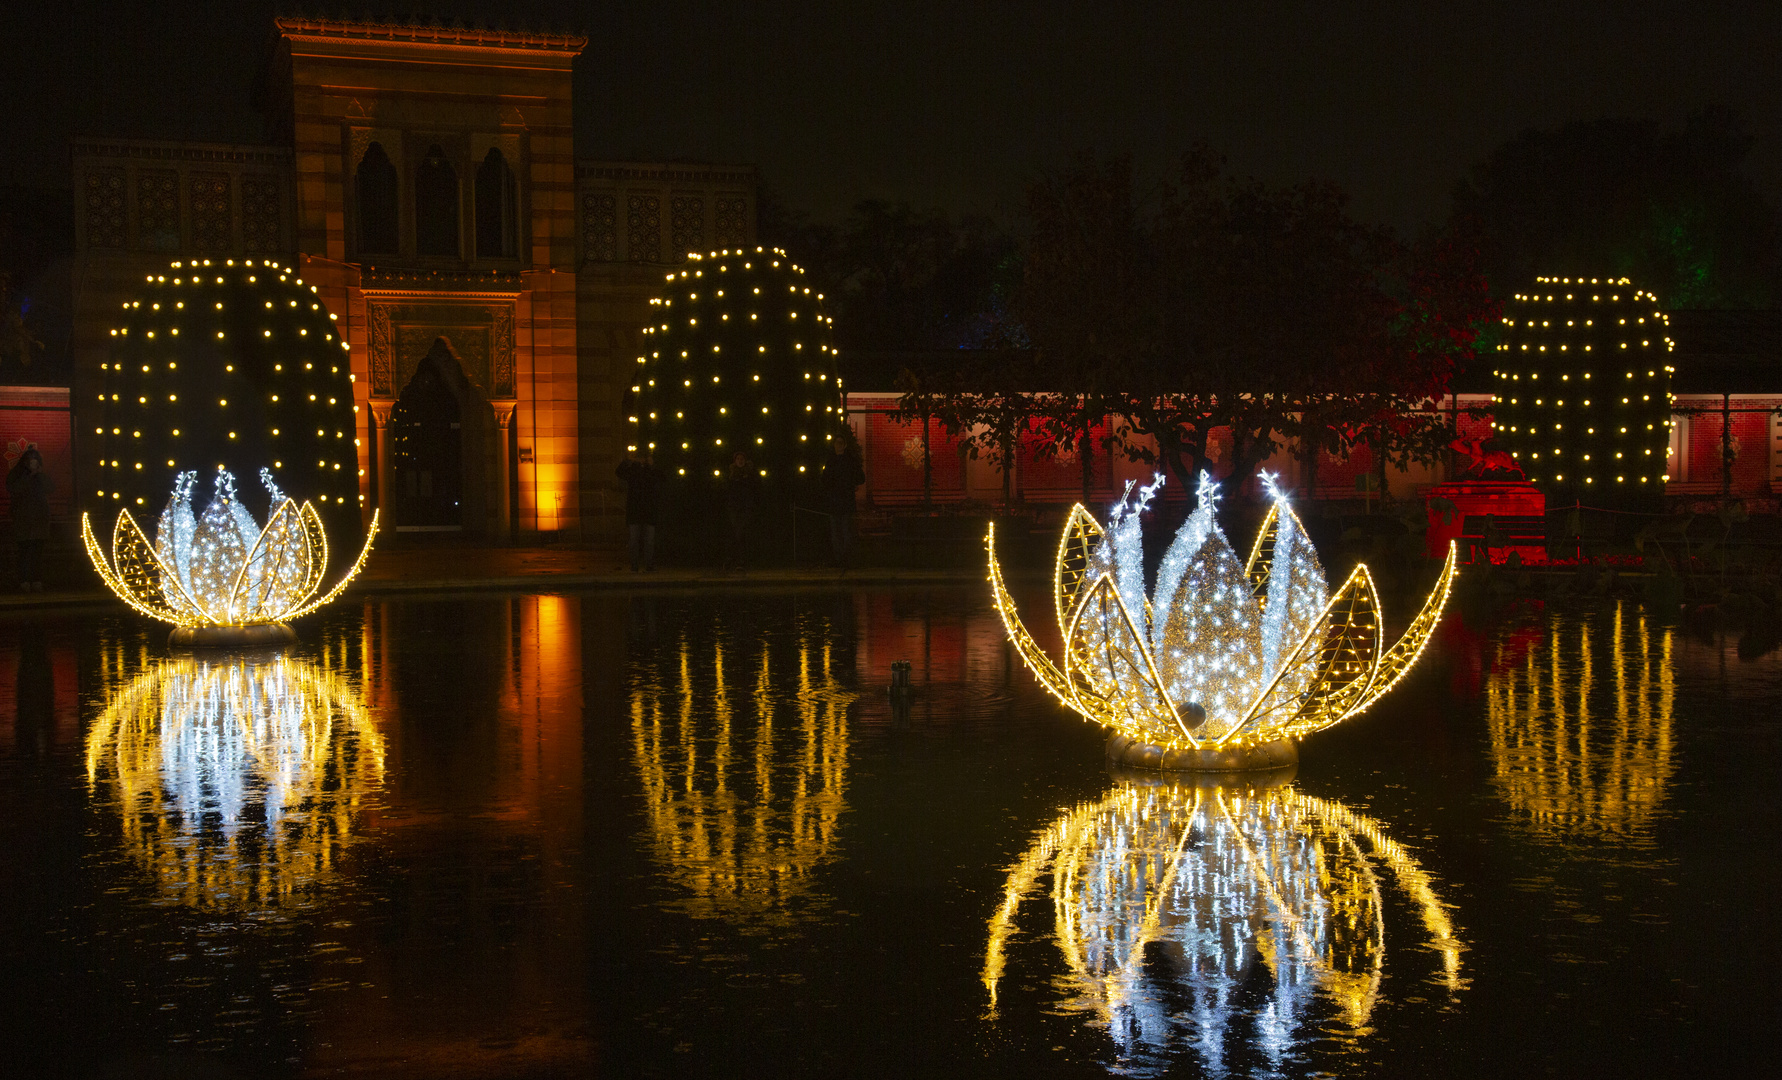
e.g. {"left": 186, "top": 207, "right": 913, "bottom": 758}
{"left": 1, "top": 588, "right": 1777, "bottom": 1077}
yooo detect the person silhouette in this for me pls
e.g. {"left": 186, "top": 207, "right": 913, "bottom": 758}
{"left": 7, "top": 446, "right": 51, "bottom": 592}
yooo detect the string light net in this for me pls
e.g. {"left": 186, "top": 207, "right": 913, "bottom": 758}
{"left": 1492, "top": 276, "right": 1674, "bottom": 492}
{"left": 987, "top": 472, "right": 1459, "bottom": 752}
{"left": 631, "top": 247, "right": 844, "bottom": 481}
{"left": 85, "top": 258, "right": 375, "bottom": 626}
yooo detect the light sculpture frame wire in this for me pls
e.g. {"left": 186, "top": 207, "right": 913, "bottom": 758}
{"left": 987, "top": 472, "right": 1458, "bottom": 759}
{"left": 83, "top": 468, "right": 378, "bottom": 629}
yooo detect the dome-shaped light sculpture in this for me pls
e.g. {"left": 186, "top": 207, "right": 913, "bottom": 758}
{"left": 82, "top": 257, "right": 376, "bottom": 645}
{"left": 1492, "top": 275, "right": 1674, "bottom": 494}
{"left": 987, "top": 472, "right": 1458, "bottom": 770}
{"left": 632, "top": 247, "right": 844, "bottom": 482}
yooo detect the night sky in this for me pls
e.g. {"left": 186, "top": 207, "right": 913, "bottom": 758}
{"left": 5, "top": 1, "right": 1780, "bottom": 235}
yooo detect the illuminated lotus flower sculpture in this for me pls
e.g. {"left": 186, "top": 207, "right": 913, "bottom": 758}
{"left": 987, "top": 473, "right": 1457, "bottom": 769}
{"left": 83, "top": 468, "right": 378, "bottom": 643}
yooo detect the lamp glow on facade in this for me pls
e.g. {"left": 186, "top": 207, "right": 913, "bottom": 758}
{"left": 987, "top": 473, "right": 1458, "bottom": 759}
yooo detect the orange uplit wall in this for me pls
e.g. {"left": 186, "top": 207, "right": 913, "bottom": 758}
{"left": 274, "top": 17, "right": 585, "bottom": 536}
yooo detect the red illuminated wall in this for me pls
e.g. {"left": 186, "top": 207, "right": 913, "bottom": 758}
{"left": 1016, "top": 419, "right": 1113, "bottom": 497}
{"left": 861, "top": 412, "right": 965, "bottom": 498}
{"left": 1687, "top": 410, "right": 1769, "bottom": 491}
{"left": 0, "top": 387, "right": 74, "bottom": 525}
{"left": 1313, "top": 441, "right": 1375, "bottom": 495}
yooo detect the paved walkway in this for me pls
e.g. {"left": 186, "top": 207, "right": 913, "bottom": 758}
{"left": 0, "top": 543, "right": 995, "bottom": 612}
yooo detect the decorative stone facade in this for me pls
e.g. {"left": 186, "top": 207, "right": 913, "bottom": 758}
{"left": 68, "top": 16, "right": 758, "bottom": 540}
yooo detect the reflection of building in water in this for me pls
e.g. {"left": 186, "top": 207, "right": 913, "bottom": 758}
{"left": 1488, "top": 607, "right": 1676, "bottom": 840}
{"left": 85, "top": 652, "right": 384, "bottom": 910}
{"left": 311, "top": 594, "right": 592, "bottom": 1077}
{"left": 985, "top": 778, "right": 1462, "bottom": 1075}
{"left": 632, "top": 625, "right": 855, "bottom": 921}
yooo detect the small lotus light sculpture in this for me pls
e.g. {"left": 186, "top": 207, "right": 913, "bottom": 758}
{"left": 987, "top": 472, "right": 1457, "bottom": 769}
{"left": 83, "top": 468, "right": 378, "bottom": 645}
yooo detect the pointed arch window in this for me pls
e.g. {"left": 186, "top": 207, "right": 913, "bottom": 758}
{"left": 475, "top": 148, "right": 519, "bottom": 260}
{"left": 415, "top": 145, "right": 460, "bottom": 257}
{"left": 355, "top": 142, "right": 399, "bottom": 255}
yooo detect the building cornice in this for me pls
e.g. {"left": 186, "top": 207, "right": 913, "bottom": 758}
{"left": 276, "top": 16, "right": 586, "bottom": 60}
{"left": 360, "top": 266, "right": 525, "bottom": 296}
{"left": 70, "top": 138, "right": 293, "bottom": 167}
{"left": 576, "top": 161, "right": 758, "bottom": 186}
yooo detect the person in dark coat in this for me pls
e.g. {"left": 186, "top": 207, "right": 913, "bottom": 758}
{"left": 615, "top": 449, "right": 660, "bottom": 571}
{"left": 7, "top": 447, "right": 50, "bottom": 592}
{"left": 819, "top": 438, "right": 866, "bottom": 568}
{"left": 724, "top": 451, "right": 761, "bottom": 570}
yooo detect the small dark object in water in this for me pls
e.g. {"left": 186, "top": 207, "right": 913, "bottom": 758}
{"left": 889, "top": 660, "right": 914, "bottom": 700}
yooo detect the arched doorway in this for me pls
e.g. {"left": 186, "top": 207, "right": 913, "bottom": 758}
{"left": 389, "top": 344, "right": 464, "bottom": 529}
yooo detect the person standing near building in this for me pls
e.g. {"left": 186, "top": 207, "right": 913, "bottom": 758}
{"left": 615, "top": 448, "right": 659, "bottom": 572}
{"left": 724, "top": 450, "right": 760, "bottom": 570}
{"left": 820, "top": 437, "right": 866, "bottom": 569}
{"left": 7, "top": 446, "right": 51, "bottom": 592}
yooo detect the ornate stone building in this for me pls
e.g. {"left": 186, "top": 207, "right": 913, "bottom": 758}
{"left": 69, "top": 16, "right": 755, "bottom": 539}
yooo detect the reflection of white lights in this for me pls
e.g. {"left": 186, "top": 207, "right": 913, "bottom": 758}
{"left": 985, "top": 780, "right": 1463, "bottom": 1073}
{"left": 86, "top": 655, "right": 384, "bottom": 910}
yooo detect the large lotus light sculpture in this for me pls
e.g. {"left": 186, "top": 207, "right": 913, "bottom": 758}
{"left": 83, "top": 468, "right": 378, "bottom": 645}
{"left": 987, "top": 473, "right": 1457, "bottom": 769}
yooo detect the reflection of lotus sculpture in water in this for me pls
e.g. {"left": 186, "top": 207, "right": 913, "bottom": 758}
{"left": 85, "top": 654, "right": 385, "bottom": 910}
{"left": 984, "top": 776, "right": 1464, "bottom": 1074}
{"left": 83, "top": 469, "right": 378, "bottom": 643}
{"left": 987, "top": 473, "right": 1458, "bottom": 768}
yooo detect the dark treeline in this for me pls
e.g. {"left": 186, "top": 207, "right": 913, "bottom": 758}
{"left": 753, "top": 111, "right": 1779, "bottom": 497}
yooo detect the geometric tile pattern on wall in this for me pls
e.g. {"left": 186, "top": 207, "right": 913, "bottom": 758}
{"left": 188, "top": 173, "right": 233, "bottom": 252}
{"left": 85, "top": 169, "right": 127, "bottom": 249}
{"left": 670, "top": 195, "right": 703, "bottom": 258}
{"left": 136, "top": 170, "right": 180, "bottom": 251}
{"left": 715, "top": 194, "right": 749, "bottom": 248}
{"left": 240, "top": 174, "right": 283, "bottom": 254}
{"left": 627, "top": 193, "right": 661, "bottom": 263}
{"left": 582, "top": 191, "right": 618, "bottom": 262}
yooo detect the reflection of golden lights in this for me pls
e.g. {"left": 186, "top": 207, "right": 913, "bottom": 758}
{"left": 985, "top": 779, "right": 1462, "bottom": 1068}
{"left": 631, "top": 629, "right": 854, "bottom": 921}
{"left": 1488, "top": 606, "right": 1675, "bottom": 840}
{"left": 85, "top": 655, "right": 384, "bottom": 910}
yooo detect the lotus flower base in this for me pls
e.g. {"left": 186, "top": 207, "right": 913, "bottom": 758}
{"left": 168, "top": 622, "right": 298, "bottom": 649}
{"left": 1107, "top": 732, "right": 1298, "bottom": 772}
